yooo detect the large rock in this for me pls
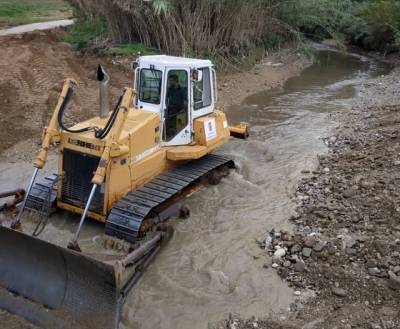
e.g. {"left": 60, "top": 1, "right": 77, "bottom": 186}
{"left": 302, "top": 247, "right": 312, "bottom": 258}
{"left": 294, "top": 260, "right": 306, "bottom": 273}
{"left": 273, "top": 248, "right": 286, "bottom": 262}
{"left": 332, "top": 287, "right": 348, "bottom": 297}
{"left": 388, "top": 271, "right": 400, "bottom": 290}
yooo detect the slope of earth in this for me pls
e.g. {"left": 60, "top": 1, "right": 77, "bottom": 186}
{"left": 0, "top": 30, "right": 132, "bottom": 159}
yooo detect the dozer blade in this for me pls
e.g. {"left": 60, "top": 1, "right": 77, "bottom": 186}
{"left": 0, "top": 226, "right": 121, "bottom": 329}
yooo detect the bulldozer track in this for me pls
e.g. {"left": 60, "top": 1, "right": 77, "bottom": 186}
{"left": 106, "top": 154, "right": 234, "bottom": 242}
{"left": 25, "top": 154, "right": 234, "bottom": 243}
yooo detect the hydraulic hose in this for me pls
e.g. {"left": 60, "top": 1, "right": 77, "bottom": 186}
{"left": 57, "top": 86, "right": 92, "bottom": 134}
{"left": 94, "top": 94, "right": 123, "bottom": 139}
{"left": 57, "top": 86, "right": 124, "bottom": 139}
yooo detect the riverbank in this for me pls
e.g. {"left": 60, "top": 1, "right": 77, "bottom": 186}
{"left": 220, "top": 59, "right": 400, "bottom": 328}
{"left": 219, "top": 49, "right": 311, "bottom": 108}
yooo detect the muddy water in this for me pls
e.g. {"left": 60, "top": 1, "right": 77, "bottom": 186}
{"left": 0, "top": 50, "right": 391, "bottom": 328}
{"left": 121, "top": 50, "right": 390, "bottom": 328}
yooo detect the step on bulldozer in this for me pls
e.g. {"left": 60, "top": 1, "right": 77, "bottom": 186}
{"left": 0, "top": 55, "right": 248, "bottom": 329}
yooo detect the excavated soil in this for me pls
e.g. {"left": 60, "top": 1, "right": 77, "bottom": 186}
{"left": 0, "top": 30, "right": 132, "bottom": 159}
{"left": 218, "top": 63, "right": 400, "bottom": 329}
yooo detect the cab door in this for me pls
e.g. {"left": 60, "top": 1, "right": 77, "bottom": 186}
{"left": 162, "top": 68, "right": 192, "bottom": 146}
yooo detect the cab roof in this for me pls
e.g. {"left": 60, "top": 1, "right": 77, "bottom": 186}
{"left": 138, "top": 55, "right": 213, "bottom": 69}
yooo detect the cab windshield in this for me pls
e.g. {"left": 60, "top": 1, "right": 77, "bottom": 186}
{"left": 139, "top": 69, "right": 162, "bottom": 104}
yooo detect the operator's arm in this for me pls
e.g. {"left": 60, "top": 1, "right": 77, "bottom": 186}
{"left": 182, "top": 88, "right": 188, "bottom": 110}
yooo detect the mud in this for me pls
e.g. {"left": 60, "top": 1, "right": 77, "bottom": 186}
{"left": 219, "top": 63, "right": 400, "bottom": 328}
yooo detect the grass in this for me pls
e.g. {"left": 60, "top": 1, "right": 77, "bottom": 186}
{"left": 106, "top": 43, "right": 159, "bottom": 56}
{"left": 62, "top": 20, "right": 159, "bottom": 54}
{"left": 0, "top": 0, "right": 72, "bottom": 27}
{"left": 63, "top": 20, "right": 106, "bottom": 50}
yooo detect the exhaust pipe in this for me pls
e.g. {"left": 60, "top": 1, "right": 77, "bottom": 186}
{"left": 97, "top": 65, "right": 110, "bottom": 118}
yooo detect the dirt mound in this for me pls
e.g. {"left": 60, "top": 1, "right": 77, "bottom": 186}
{"left": 0, "top": 30, "right": 132, "bottom": 156}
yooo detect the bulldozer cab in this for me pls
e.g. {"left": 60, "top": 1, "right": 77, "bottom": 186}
{"left": 134, "top": 55, "right": 217, "bottom": 146}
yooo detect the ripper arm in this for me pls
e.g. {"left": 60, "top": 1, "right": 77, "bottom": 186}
{"left": 11, "top": 79, "right": 76, "bottom": 229}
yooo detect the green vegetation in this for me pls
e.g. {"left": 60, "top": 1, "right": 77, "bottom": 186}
{"left": 106, "top": 43, "right": 158, "bottom": 56}
{"left": 63, "top": 20, "right": 106, "bottom": 50}
{"left": 62, "top": 21, "right": 158, "bottom": 54}
{"left": 66, "top": 0, "right": 400, "bottom": 57}
{"left": 0, "top": 0, "right": 72, "bottom": 27}
{"left": 278, "top": 0, "right": 400, "bottom": 52}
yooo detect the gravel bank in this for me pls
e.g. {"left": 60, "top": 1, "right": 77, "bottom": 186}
{"left": 218, "top": 63, "right": 400, "bottom": 329}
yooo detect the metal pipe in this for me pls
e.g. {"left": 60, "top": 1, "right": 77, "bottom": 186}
{"left": 0, "top": 189, "right": 25, "bottom": 199}
{"left": 11, "top": 168, "right": 39, "bottom": 228}
{"left": 120, "top": 245, "right": 161, "bottom": 301}
{"left": 0, "top": 189, "right": 25, "bottom": 212}
{"left": 68, "top": 184, "right": 98, "bottom": 250}
{"left": 97, "top": 65, "right": 110, "bottom": 118}
{"left": 121, "top": 232, "right": 162, "bottom": 267}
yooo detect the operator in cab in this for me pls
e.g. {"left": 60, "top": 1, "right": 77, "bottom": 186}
{"left": 166, "top": 74, "right": 187, "bottom": 139}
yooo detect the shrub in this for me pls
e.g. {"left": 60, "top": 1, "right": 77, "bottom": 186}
{"left": 67, "top": 0, "right": 281, "bottom": 56}
{"left": 63, "top": 19, "right": 106, "bottom": 50}
{"left": 67, "top": 0, "right": 399, "bottom": 55}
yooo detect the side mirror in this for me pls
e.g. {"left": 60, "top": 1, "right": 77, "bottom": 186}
{"left": 192, "top": 69, "right": 203, "bottom": 82}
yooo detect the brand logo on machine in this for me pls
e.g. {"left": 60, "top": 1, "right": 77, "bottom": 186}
{"left": 68, "top": 138, "right": 101, "bottom": 151}
{"left": 131, "top": 145, "right": 160, "bottom": 164}
{"left": 204, "top": 118, "right": 217, "bottom": 141}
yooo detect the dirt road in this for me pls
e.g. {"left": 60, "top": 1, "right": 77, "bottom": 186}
{"left": 219, "top": 61, "right": 400, "bottom": 329}
{"left": 0, "top": 20, "right": 74, "bottom": 36}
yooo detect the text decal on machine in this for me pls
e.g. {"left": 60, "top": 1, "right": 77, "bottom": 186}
{"left": 68, "top": 138, "right": 101, "bottom": 151}
{"left": 204, "top": 118, "right": 217, "bottom": 141}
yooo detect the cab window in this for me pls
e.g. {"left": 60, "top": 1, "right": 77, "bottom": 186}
{"left": 139, "top": 69, "right": 162, "bottom": 104}
{"left": 193, "top": 68, "right": 212, "bottom": 110}
{"left": 164, "top": 70, "right": 188, "bottom": 141}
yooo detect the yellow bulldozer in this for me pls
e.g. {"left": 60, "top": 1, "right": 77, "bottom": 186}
{"left": 0, "top": 55, "right": 248, "bottom": 329}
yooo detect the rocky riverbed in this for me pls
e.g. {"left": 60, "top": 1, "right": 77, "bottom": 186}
{"left": 218, "top": 62, "right": 400, "bottom": 329}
